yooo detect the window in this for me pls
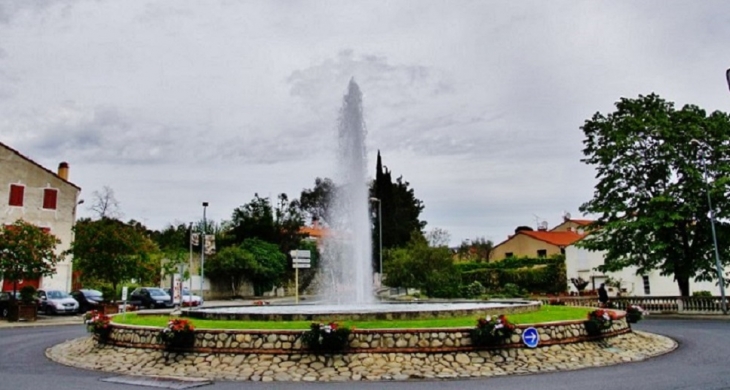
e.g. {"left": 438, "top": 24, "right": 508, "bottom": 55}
{"left": 642, "top": 275, "right": 651, "bottom": 295}
{"left": 505, "top": 252, "right": 514, "bottom": 258}
{"left": 43, "top": 188, "right": 58, "bottom": 210}
{"left": 8, "top": 184, "right": 24, "bottom": 206}
{"left": 537, "top": 249, "right": 547, "bottom": 257}
{"left": 560, "top": 248, "right": 566, "bottom": 255}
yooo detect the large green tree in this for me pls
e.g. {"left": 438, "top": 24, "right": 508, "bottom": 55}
{"left": 579, "top": 93, "right": 730, "bottom": 296}
{"left": 206, "top": 238, "right": 287, "bottom": 296}
{"left": 226, "top": 193, "right": 305, "bottom": 254}
{"left": 371, "top": 151, "right": 427, "bottom": 271}
{"left": 299, "top": 177, "right": 335, "bottom": 226}
{"left": 69, "top": 218, "right": 158, "bottom": 292}
{"left": 0, "top": 220, "right": 63, "bottom": 295}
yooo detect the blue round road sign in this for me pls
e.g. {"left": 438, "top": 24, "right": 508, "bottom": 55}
{"left": 522, "top": 327, "right": 540, "bottom": 348}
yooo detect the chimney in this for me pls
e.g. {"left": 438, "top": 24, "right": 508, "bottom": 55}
{"left": 58, "top": 162, "right": 69, "bottom": 181}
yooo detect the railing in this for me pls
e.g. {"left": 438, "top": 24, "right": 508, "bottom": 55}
{"left": 537, "top": 296, "right": 729, "bottom": 314}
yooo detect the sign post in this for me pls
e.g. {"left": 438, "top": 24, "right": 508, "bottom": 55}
{"left": 290, "top": 250, "right": 311, "bottom": 304}
{"left": 121, "top": 286, "right": 128, "bottom": 318}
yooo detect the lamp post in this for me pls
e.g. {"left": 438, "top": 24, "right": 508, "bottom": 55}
{"left": 369, "top": 197, "right": 383, "bottom": 282}
{"left": 691, "top": 139, "right": 727, "bottom": 314}
{"left": 200, "top": 202, "right": 208, "bottom": 296}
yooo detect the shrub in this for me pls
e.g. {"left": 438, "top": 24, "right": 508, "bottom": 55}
{"left": 469, "top": 314, "right": 516, "bottom": 347}
{"left": 84, "top": 310, "right": 112, "bottom": 341}
{"left": 300, "top": 322, "right": 351, "bottom": 352}
{"left": 459, "top": 281, "right": 486, "bottom": 299}
{"left": 692, "top": 290, "right": 712, "bottom": 297}
{"left": 19, "top": 286, "right": 37, "bottom": 304}
{"left": 158, "top": 318, "right": 196, "bottom": 350}
{"left": 584, "top": 309, "right": 614, "bottom": 336}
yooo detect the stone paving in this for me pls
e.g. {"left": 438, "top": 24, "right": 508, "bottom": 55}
{"left": 46, "top": 331, "right": 676, "bottom": 382}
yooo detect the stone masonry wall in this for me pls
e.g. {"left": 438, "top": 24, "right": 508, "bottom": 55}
{"left": 107, "top": 315, "right": 630, "bottom": 354}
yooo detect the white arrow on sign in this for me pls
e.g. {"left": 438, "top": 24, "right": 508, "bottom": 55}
{"left": 292, "top": 258, "right": 311, "bottom": 264}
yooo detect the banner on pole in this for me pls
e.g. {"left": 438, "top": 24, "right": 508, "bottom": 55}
{"left": 191, "top": 233, "right": 200, "bottom": 246}
{"left": 204, "top": 235, "right": 216, "bottom": 255}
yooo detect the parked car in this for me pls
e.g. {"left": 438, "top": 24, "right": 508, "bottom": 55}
{"left": 38, "top": 290, "right": 79, "bottom": 315}
{"left": 129, "top": 287, "right": 173, "bottom": 309}
{"left": 164, "top": 288, "right": 204, "bottom": 307}
{"left": 0, "top": 291, "right": 21, "bottom": 318}
{"left": 70, "top": 289, "right": 104, "bottom": 313}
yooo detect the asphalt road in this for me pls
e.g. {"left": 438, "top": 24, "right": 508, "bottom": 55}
{"left": 0, "top": 319, "right": 728, "bottom": 390}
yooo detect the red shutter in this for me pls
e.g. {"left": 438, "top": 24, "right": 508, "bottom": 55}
{"left": 43, "top": 189, "right": 58, "bottom": 210}
{"left": 8, "top": 185, "right": 24, "bottom": 206}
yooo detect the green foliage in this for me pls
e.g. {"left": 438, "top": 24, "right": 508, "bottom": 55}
{"left": 100, "top": 286, "right": 117, "bottom": 303}
{"left": 206, "top": 238, "right": 287, "bottom": 297}
{"left": 459, "top": 281, "right": 486, "bottom": 299}
{"left": 300, "top": 322, "right": 351, "bottom": 352}
{"left": 299, "top": 177, "right": 334, "bottom": 225}
{"left": 692, "top": 290, "right": 712, "bottom": 297}
{"left": 459, "top": 256, "right": 567, "bottom": 295}
{"left": 578, "top": 93, "right": 730, "bottom": 296}
{"left": 372, "top": 151, "right": 427, "bottom": 271}
{"left": 0, "top": 220, "right": 62, "bottom": 294}
{"left": 383, "top": 231, "right": 458, "bottom": 297}
{"left": 19, "top": 285, "right": 37, "bottom": 304}
{"left": 69, "top": 218, "right": 158, "bottom": 292}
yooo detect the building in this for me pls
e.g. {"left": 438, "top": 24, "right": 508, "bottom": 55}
{"left": 566, "top": 243, "right": 723, "bottom": 297}
{"left": 490, "top": 218, "right": 588, "bottom": 261}
{"left": 0, "top": 142, "right": 82, "bottom": 292}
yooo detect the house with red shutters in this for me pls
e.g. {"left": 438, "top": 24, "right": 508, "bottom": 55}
{"left": 0, "top": 142, "right": 82, "bottom": 292}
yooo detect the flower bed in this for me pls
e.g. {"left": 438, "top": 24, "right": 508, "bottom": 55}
{"left": 99, "top": 310, "right": 630, "bottom": 355}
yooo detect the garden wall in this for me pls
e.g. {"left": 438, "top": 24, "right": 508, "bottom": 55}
{"left": 104, "top": 313, "right": 630, "bottom": 355}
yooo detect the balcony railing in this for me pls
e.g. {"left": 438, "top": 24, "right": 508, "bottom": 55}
{"left": 537, "top": 296, "right": 728, "bottom": 314}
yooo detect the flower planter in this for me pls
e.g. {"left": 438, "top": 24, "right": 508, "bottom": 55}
{"left": 8, "top": 303, "right": 38, "bottom": 322}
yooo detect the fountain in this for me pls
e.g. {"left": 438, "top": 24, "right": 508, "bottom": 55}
{"left": 188, "top": 79, "right": 533, "bottom": 321}
{"left": 318, "top": 78, "right": 374, "bottom": 304}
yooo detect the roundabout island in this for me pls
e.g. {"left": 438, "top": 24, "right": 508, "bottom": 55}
{"left": 46, "top": 302, "right": 677, "bottom": 382}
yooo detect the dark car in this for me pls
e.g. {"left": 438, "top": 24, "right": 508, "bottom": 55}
{"left": 0, "top": 291, "right": 20, "bottom": 318}
{"left": 70, "top": 289, "right": 104, "bottom": 313}
{"left": 129, "top": 287, "right": 173, "bottom": 309}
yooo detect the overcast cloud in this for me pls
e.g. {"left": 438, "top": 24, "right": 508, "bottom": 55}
{"left": 1, "top": 0, "right": 729, "bottom": 245}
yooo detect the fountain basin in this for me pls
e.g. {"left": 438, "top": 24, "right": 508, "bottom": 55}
{"left": 183, "top": 300, "right": 540, "bottom": 322}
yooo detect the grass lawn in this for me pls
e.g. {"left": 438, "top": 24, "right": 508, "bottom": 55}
{"left": 112, "top": 305, "right": 591, "bottom": 330}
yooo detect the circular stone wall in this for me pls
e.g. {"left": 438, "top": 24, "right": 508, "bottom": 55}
{"left": 184, "top": 300, "right": 540, "bottom": 322}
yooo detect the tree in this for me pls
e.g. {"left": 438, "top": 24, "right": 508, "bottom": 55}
{"left": 69, "top": 218, "right": 158, "bottom": 292}
{"left": 205, "top": 246, "right": 254, "bottom": 297}
{"left": 151, "top": 223, "right": 191, "bottom": 289}
{"left": 0, "top": 220, "right": 63, "bottom": 295}
{"left": 371, "top": 151, "right": 427, "bottom": 270}
{"left": 226, "top": 193, "right": 305, "bottom": 255}
{"left": 206, "top": 238, "right": 287, "bottom": 296}
{"left": 383, "top": 231, "right": 458, "bottom": 298}
{"left": 425, "top": 228, "right": 451, "bottom": 247}
{"left": 299, "top": 177, "right": 335, "bottom": 225}
{"left": 89, "top": 186, "right": 122, "bottom": 219}
{"left": 456, "top": 237, "right": 494, "bottom": 262}
{"left": 578, "top": 93, "right": 730, "bottom": 296}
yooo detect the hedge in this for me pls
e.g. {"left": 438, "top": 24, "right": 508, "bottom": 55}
{"left": 458, "top": 256, "right": 567, "bottom": 295}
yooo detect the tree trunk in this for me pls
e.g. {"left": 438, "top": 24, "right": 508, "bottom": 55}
{"left": 676, "top": 275, "right": 690, "bottom": 297}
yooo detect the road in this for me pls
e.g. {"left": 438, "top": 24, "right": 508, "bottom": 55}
{"left": 0, "top": 319, "right": 728, "bottom": 390}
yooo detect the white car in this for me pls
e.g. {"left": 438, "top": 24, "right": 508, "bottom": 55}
{"left": 38, "top": 290, "right": 79, "bottom": 315}
{"left": 165, "top": 288, "right": 204, "bottom": 307}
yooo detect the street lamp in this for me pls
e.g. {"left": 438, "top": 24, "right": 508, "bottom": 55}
{"left": 369, "top": 197, "right": 383, "bottom": 281}
{"left": 200, "top": 202, "right": 209, "bottom": 296}
{"left": 691, "top": 139, "right": 727, "bottom": 314}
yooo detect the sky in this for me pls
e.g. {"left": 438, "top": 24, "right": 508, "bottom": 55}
{"left": 1, "top": 0, "right": 730, "bottom": 246}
